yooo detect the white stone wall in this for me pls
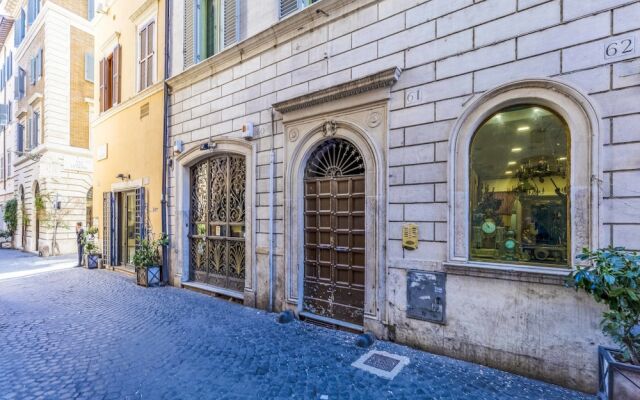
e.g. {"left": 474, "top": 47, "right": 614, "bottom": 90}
{"left": 167, "top": 0, "right": 640, "bottom": 392}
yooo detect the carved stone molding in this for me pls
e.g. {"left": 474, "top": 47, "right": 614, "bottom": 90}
{"left": 321, "top": 120, "right": 337, "bottom": 137}
{"left": 367, "top": 111, "right": 382, "bottom": 128}
{"left": 288, "top": 128, "right": 299, "bottom": 142}
{"left": 273, "top": 67, "right": 401, "bottom": 114}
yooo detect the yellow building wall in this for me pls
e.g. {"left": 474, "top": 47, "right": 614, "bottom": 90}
{"left": 92, "top": 89, "right": 164, "bottom": 236}
{"left": 92, "top": 0, "right": 166, "bottom": 245}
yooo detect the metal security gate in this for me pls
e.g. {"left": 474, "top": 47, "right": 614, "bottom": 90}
{"left": 189, "top": 155, "right": 246, "bottom": 293}
{"left": 303, "top": 139, "right": 366, "bottom": 326}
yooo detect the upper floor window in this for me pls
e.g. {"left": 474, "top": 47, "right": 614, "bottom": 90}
{"left": 87, "top": 0, "right": 95, "bottom": 21}
{"left": 279, "top": 0, "right": 320, "bottom": 19}
{"left": 6, "top": 52, "right": 13, "bottom": 80}
{"left": 469, "top": 105, "right": 570, "bottom": 267}
{"left": 27, "top": 0, "right": 41, "bottom": 25}
{"left": 29, "top": 49, "right": 43, "bottom": 85}
{"left": 99, "top": 45, "right": 121, "bottom": 112}
{"left": 16, "top": 122, "right": 24, "bottom": 152}
{"left": 138, "top": 20, "right": 155, "bottom": 91}
{"left": 14, "top": 9, "right": 26, "bottom": 47}
{"left": 28, "top": 110, "right": 40, "bottom": 149}
{"left": 193, "top": 0, "right": 239, "bottom": 63}
{"left": 84, "top": 53, "right": 94, "bottom": 82}
{"left": 14, "top": 68, "right": 26, "bottom": 100}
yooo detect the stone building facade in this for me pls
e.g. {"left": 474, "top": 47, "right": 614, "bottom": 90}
{"left": 166, "top": 0, "right": 640, "bottom": 392}
{"left": 0, "top": 0, "right": 94, "bottom": 255}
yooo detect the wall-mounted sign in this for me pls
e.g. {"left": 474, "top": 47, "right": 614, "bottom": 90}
{"left": 402, "top": 223, "right": 418, "bottom": 250}
{"left": 407, "top": 270, "right": 446, "bottom": 324}
{"left": 64, "top": 156, "right": 92, "bottom": 172}
{"left": 96, "top": 144, "right": 108, "bottom": 161}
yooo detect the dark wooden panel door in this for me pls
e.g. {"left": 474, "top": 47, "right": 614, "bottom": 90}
{"left": 303, "top": 139, "right": 365, "bottom": 326}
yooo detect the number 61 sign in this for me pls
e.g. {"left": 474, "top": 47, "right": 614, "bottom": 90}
{"left": 604, "top": 36, "right": 636, "bottom": 60}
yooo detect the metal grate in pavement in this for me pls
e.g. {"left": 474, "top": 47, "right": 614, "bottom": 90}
{"left": 351, "top": 350, "right": 410, "bottom": 380}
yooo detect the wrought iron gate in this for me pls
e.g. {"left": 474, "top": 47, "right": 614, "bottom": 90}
{"left": 189, "top": 155, "right": 246, "bottom": 293}
{"left": 303, "top": 139, "right": 366, "bottom": 326}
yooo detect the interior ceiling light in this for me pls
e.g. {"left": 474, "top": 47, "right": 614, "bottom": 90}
{"left": 505, "top": 170, "right": 513, "bottom": 175}
{"left": 511, "top": 147, "right": 522, "bottom": 153}
{"left": 507, "top": 161, "right": 517, "bottom": 165}
{"left": 557, "top": 156, "right": 567, "bottom": 161}
{"left": 517, "top": 126, "right": 530, "bottom": 132}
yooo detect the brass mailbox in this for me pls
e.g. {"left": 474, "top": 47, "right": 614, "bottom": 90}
{"left": 402, "top": 223, "right": 418, "bottom": 250}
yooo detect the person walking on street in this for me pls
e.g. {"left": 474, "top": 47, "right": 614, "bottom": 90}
{"left": 76, "top": 222, "right": 84, "bottom": 267}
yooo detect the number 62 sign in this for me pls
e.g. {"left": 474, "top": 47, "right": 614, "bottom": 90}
{"left": 604, "top": 36, "right": 636, "bottom": 60}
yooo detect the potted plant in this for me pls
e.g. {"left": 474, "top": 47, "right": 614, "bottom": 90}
{"left": 83, "top": 227, "right": 101, "bottom": 269}
{"left": 569, "top": 247, "right": 640, "bottom": 399}
{"left": 132, "top": 234, "right": 168, "bottom": 287}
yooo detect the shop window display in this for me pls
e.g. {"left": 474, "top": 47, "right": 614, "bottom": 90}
{"left": 469, "top": 105, "right": 569, "bottom": 267}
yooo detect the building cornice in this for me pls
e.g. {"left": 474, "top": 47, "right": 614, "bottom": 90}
{"left": 166, "top": 0, "right": 378, "bottom": 91}
{"left": 273, "top": 67, "right": 401, "bottom": 114}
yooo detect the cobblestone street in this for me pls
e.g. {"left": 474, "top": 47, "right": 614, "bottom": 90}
{"left": 0, "top": 254, "right": 593, "bottom": 399}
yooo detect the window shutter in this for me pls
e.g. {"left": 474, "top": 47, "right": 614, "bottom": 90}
{"left": 139, "top": 26, "right": 147, "bottom": 91}
{"left": 13, "top": 77, "right": 18, "bottom": 100}
{"left": 135, "top": 187, "right": 146, "bottom": 249}
{"left": 84, "top": 53, "right": 94, "bottom": 82}
{"left": 184, "top": 0, "right": 195, "bottom": 68}
{"left": 7, "top": 52, "right": 12, "bottom": 79}
{"left": 99, "top": 58, "right": 105, "bottom": 112}
{"left": 27, "top": 0, "right": 34, "bottom": 24}
{"left": 30, "top": 57, "right": 35, "bottom": 85}
{"left": 280, "top": 0, "right": 299, "bottom": 18}
{"left": 37, "top": 48, "right": 42, "bottom": 79}
{"left": 33, "top": 112, "right": 39, "bottom": 147}
{"left": 20, "top": 68, "right": 25, "bottom": 97}
{"left": 112, "top": 45, "right": 121, "bottom": 105}
{"left": 147, "top": 21, "right": 154, "bottom": 87}
{"left": 223, "top": 0, "right": 239, "bottom": 48}
{"left": 87, "top": 0, "right": 95, "bottom": 21}
{"left": 17, "top": 124, "right": 23, "bottom": 152}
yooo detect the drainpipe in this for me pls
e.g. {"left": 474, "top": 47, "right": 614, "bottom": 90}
{"left": 268, "top": 109, "right": 276, "bottom": 312}
{"left": 161, "top": 0, "right": 172, "bottom": 283}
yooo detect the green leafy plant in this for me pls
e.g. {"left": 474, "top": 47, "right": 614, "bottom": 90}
{"left": 3, "top": 198, "right": 17, "bottom": 235}
{"left": 569, "top": 247, "right": 640, "bottom": 365}
{"left": 0, "top": 230, "right": 12, "bottom": 239}
{"left": 34, "top": 194, "right": 46, "bottom": 213}
{"left": 82, "top": 226, "right": 101, "bottom": 255}
{"left": 84, "top": 240, "right": 100, "bottom": 255}
{"left": 132, "top": 233, "right": 168, "bottom": 268}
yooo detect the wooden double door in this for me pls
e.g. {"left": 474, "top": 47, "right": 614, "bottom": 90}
{"left": 303, "top": 139, "right": 366, "bottom": 326}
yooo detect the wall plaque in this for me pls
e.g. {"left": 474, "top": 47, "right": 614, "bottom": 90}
{"left": 407, "top": 270, "right": 446, "bottom": 324}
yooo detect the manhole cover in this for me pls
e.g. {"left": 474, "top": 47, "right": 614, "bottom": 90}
{"left": 351, "top": 350, "right": 410, "bottom": 380}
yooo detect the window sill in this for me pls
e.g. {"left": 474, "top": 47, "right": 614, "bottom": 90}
{"left": 443, "top": 261, "right": 571, "bottom": 286}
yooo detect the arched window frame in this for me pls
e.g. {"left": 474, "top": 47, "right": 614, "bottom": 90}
{"left": 448, "top": 79, "right": 602, "bottom": 274}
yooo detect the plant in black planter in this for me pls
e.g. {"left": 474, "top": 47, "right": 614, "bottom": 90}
{"left": 132, "top": 234, "right": 168, "bottom": 287}
{"left": 569, "top": 247, "right": 640, "bottom": 399}
{"left": 83, "top": 227, "right": 101, "bottom": 269}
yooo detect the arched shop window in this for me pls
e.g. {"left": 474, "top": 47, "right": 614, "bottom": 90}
{"left": 469, "top": 105, "right": 570, "bottom": 267}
